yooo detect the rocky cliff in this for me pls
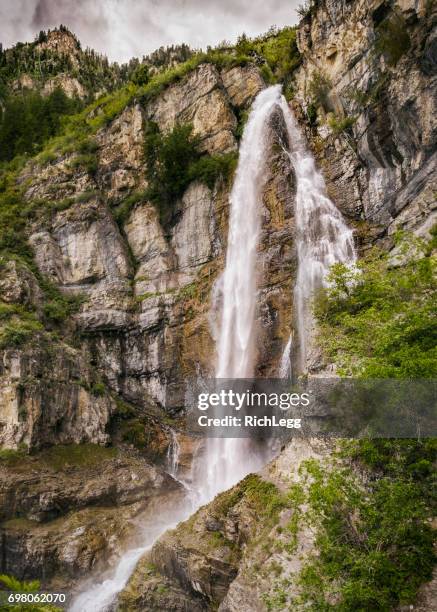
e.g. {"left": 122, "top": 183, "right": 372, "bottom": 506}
{"left": 294, "top": 0, "right": 436, "bottom": 253}
{"left": 0, "top": 0, "right": 435, "bottom": 606}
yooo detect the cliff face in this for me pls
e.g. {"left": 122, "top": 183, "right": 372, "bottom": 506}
{"left": 294, "top": 0, "right": 436, "bottom": 251}
{"left": 117, "top": 2, "right": 436, "bottom": 609}
{"left": 0, "top": 0, "right": 435, "bottom": 602}
{"left": 1, "top": 59, "right": 297, "bottom": 451}
{"left": 0, "top": 55, "right": 295, "bottom": 585}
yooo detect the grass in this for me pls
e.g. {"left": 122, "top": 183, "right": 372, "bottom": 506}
{"left": 35, "top": 444, "right": 117, "bottom": 471}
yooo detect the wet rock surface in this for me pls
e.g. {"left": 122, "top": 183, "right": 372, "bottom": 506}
{"left": 0, "top": 446, "right": 184, "bottom": 586}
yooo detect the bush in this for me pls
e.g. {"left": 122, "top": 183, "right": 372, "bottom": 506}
{"left": 306, "top": 102, "right": 317, "bottom": 125}
{"left": 328, "top": 114, "right": 357, "bottom": 134}
{"left": 144, "top": 123, "right": 237, "bottom": 229}
{"left": 314, "top": 237, "right": 437, "bottom": 378}
{"left": 113, "top": 190, "right": 147, "bottom": 226}
{"left": 294, "top": 450, "right": 435, "bottom": 611}
{"left": 307, "top": 71, "right": 332, "bottom": 111}
{"left": 144, "top": 122, "right": 200, "bottom": 228}
{"left": 188, "top": 152, "right": 238, "bottom": 189}
{"left": 0, "top": 317, "right": 43, "bottom": 349}
{"left": 374, "top": 12, "right": 411, "bottom": 66}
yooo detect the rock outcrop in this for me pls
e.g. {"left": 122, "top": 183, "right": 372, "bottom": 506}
{"left": 120, "top": 439, "right": 331, "bottom": 611}
{"left": 0, "top": 445, "right": 184, "bottom": 586}
{"left": 293, "top": 0, "right": 436, "bottom": 252}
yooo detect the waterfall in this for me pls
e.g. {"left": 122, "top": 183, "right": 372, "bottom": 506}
{"left": 166, "top": 429, "right": 180, "bottom": 478}
{"left": 69, "top": 84, "right": 356, "bottom": 611}
{"left": 279, "top": 334, "right": 293, "bottom": 378}
{"left": 202, "top": 85, "right": 286, "bottom": 499}
{"left": 278, "top": 96, "right": 356, "bottom": 373}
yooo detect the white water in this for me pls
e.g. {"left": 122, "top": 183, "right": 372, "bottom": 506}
{"left": 277, "top": 96, "right": 356, "bottom": 373}
{"left": 69, "top": 85, "right": 356, "bottom": 610}
{"left": 279, "top": 334, "right": 293, "bottom": 378}
{"left": 166, "top": 428, "right": 180, "bottom": 477}
{"left": 203, "top": 86, "right": 287, "bottom": 499}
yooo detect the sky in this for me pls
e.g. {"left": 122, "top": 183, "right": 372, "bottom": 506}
{"left": 0, "top": 0, "right": 301, "bottom": 64}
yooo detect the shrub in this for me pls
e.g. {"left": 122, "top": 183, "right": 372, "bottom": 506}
{"left": 307, "top": 71, "right": 332, "bottom": 111}
{"left": 328, "top": 114, "right": 357, "bottom": 134}
{"left": 374, "top": 12, "right": 411, "bottom": 66}
{"left": 188, "top": 152, "right": 238, "bottom": 189}
{"left": 306, "top": 102, "right": 317, "bottom": 125}
{"left": 113, "top": 190, "right": 148, "bottom": 226}
{"left": 0, "top": 317, "right": 43, "bottom": 349}
{"left": 314, "top": 237, "right": 436, "bottom": 378}
{"left": 144, "top": 122, "right": 200, "bottom": 228}
{"left": 294, "top": 450, "right": 435, "bottom": 610}
{"left": 144, "top": 122, "right": 239, "bottom": 229}
{"left": 91, "top": 382, "right": 106, "bottom": 396}
{"left": 69, "top": 152, "right": 98, "bottom": 175}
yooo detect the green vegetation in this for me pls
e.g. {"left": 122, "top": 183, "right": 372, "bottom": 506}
{"left": 0, "top": 315, "right": 43, "bottom": 350}
{"left": 0, "top": 25, "right": 129, "bottom": 102}
{"left": 315, "top": 234, "right": 437, "bottom": 377}
{"left": 374, "top": 12, "right": 411, "bottom": 66}
{"left": 0, "top": 87, "right": 82, "bottom": 162}
{"left": 0, "top": 574, "right": 62, "bottom": 611}
{"left": 306, "top": 103, "right": 317, "bottom": 126}
{"left": 307, "top": 71, "right": 332, "bottom": 112}
{"left": 296, "top": 0, "right": 318, "bottom": 19}
{"left": 144, "top": 122, "right": 237, "bottom": 228}
{"left": 327, "top": 114, "right": 357, "bottom": 135}
{"left": 282, "top": 233, "right": 437, "bottom": 610}
{"left": 237, "top": 27, "right": 300, "bottom": 96}
{"left": 215, "top": 474, "right": 287, "bottom": 526}
{"left": 144, "top": 122, "right": 200, "bottom": 227}
{"left": 35, "top": 444, "right": 117, "bottom": 471}
{"left": 291, "top": 448, "right": 435, "bottom": 611}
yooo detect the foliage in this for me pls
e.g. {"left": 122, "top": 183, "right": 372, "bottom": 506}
{"left": 0, "top": 87, "right": 82, "bottom": 162}
{"left": 306, "top": 102, "right": 317, "bottom": 125}
{"left": 314, "top": 237, "right": 437, "bottom": 378}
{"left": 112, "top": 190, "right": 148, "bottom": 226}
{"left": 327, "top": 114, "right": 357, "bottom": 134}
{"left": 34, "top": 444, "right": 117, "bottom": 471}
{"left": 307, "top": 71, "right": 332, "bottom": 111}
{"left": 233, "top": 27, "right": 301, "bottom": 92}
{"left": 0, "top": 25, "right": 129, "bottom": 102}
{"left": 188, "top": 152, "right": 238, "bottom": 189}
{"left": 293, "top": 451, "right": 435, "bottom": 611}
{"left": 374, "top": 12, "right": 411, "bottom": 66}
{"left": 130, "top": 63, "right": 150, "bottom": 86}
{"left": 144, "top": 122, "right": 237, "bottom": 229}
{"left": 290, "top": 234, "right": 437, "bottom": 610}
{"left": 144, "top": 122, "right": 200, "bottom": 227}
{"left": 0, "top": 574, "right": 62, "bottom": 611}
{"left": 296, "top": 0, "right": 317, "bottom": 19}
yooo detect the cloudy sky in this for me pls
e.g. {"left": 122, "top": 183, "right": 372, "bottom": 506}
{"left": 1, "top": 0, "right": 301, "bottom": 63}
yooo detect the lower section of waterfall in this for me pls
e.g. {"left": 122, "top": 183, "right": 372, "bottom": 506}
{"left": 69, "top": 84, "right": 356, "bottom": 611}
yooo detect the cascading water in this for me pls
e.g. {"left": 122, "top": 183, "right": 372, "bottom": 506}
{"left": 166, "top": 428, "right": 180, "bottom": 478}
{"left": 278, "top": 96, "right": 356, "bottom": 373}
{"left": 203, "top": 86, "right": 287, "bottom": 499}
{"left": 69, "top": 84, "right": 355, "bottom": 611}
{"left": 279, "top": 334, "right": 293, "bottom": 378}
